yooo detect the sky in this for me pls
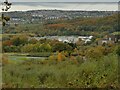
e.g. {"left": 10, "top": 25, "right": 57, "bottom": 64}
{"left": 0, "top": 0, "right": 120, "bottom": 2}
{"left": 0, "top": 0, "right": 119, "bottom": 11}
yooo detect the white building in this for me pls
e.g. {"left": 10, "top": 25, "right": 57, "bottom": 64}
{"left": 78, "top": 36, "right": 93, "bottom": 43}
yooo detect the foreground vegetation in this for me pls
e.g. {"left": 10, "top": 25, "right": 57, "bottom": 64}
{"left": 2, "top": 45, "right": 120, "bottom": 88}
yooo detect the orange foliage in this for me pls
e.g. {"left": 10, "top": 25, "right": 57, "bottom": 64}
{"left": 70, "top": 18, "right": 97, "bottom": 26}
{"left": 57, "top": 52, "right": 66, "bottom": 62}
{"left": 47, "top": 24, "right": 67, "bottom": 29}
{"left": 3, "top": 40, "right": 13, "bottom": 46}
{"left": 57, "top": 52, "right": 62, "bottom": 62}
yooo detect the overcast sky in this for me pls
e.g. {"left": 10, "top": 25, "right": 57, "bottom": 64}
{"left": 1, "top": 0, "right": 119, "bottom": 2}
{"left": 0, "top": 0, "right": 119, "bottom": 11}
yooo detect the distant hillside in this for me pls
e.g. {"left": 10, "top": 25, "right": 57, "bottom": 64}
{"left": 3, "top": 10, "right": 118, "bottom": 37}
{"left": 3, "top": 10, "right": 117, "bottom": 24}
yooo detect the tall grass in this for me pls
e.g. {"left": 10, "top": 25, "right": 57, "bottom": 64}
{"left": 2, "top": 53, "right": 119, "bottom": 88}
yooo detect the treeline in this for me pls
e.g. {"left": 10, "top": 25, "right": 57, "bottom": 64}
{"left": 3, "top": 34, "right": 120, "bottom": 61}
{"left": 2, "top": 35, "right": 75, "bottom": 53}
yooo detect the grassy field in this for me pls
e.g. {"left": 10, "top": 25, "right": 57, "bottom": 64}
{"left": 2, "top": 53, "right": 119, "bottom": 88}
{"left": 2, "top": 53, "right": 48, "bottom": 64}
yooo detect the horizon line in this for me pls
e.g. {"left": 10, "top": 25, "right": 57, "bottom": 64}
{"left": 5, "top": 9, "right": 118, "bottom": 12}
{"left": 11, "top": 2, "right": 119, "bottom": 3}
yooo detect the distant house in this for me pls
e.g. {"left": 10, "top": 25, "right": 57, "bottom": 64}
{"left": 107, "top": 35, "right": 120, "bottom": 43}
{"left": 98, "top": 34, "right": 120, "bottom": 45}
{"left": 29, "top": 36, "right": 93, "bottom": 44}
{"left": 58, "top": 36, "right": 79, "bottom": 43}
{"left": 78, "top": 36, "right": 93, "bottom": 44}
{"left": 98, "top": 39, "right": 110, "bottom": 45}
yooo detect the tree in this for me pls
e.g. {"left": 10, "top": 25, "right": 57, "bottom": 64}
{"left": 39, "top": 43, "right": 52, "bottom": 52}
{"left": 52, "top": 42, "right": 72, "bottom": 52}
{"left": 3, "top": 40, "right": 13, "bottom": 46}
{"left": 28, "top": 38, "right": 38, "bottom": 44}
{"left": 57, "top": 52, "right": 66, "bottom": 62}
{"left": 11, "top": 35, "right": 28, "bottom": 46}
{"left": 21, "top": 44, "right": 34, "bottom": 53}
